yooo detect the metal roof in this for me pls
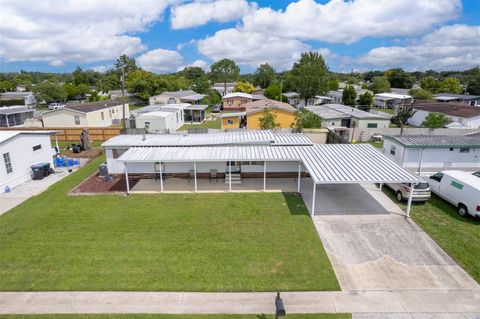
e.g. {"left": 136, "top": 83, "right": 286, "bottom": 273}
{"left": 385, "top": 135, "right": 480, "bottom": 148}
{"left": 102, "top": 131, "right": 313, "bottom": 147}
{"left": 306, "top": 104, "right": 389, "bottom": 120}
{"left": 185, "top": 104, "right": 208, "bottom": 111}
{"left": 433, "top": 93, "right": 480, "bottom": 101}
{"left": 0, "top": 106, "right": 34, "bottom": 115}
{"left": 374, "top": 93, "right": 412, "bottom": 100}
{"left": 118, "top": 144, "right": 420, "bottom": 184}
{"left": 0, "top": 130, "right": 58, "bottom": 144}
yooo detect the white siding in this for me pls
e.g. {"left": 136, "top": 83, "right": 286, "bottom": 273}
{"left": 42, "top": 104, "right": 128, "bottom": 128}
{"left": 42, "top": 109, "right": 87, "bottom": 127}
{"left": 0, "top": 134, "right": 55, "bottom": 193}
{"left": 408, "top": 110, "right": 480, "bottom": 129}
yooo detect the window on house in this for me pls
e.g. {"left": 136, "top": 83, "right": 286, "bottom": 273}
{"left": 450, "top": 147, "right": 454, "bottom": 151}
{"left": 74, "top": 115, "right": 80, "bottom": 125}
{"left": 101, "top": 112, "right": 105, "bottom": 120}
{"left": 459, "top": 148, "right": 470, "bottom": 153}
{"left": 32, "top": 144, "right": 42, "bottom": 151}
{"left": 112, "top": 148, "right": 127, "bottom": 159}
{"left": 367, "top": 123, "right": 378, "bottom": 128}
{"left": 144, "top": 121, "right": 151, "bottom": 128}
{"left": 227, "top": 119, "right": 234, "bottom": 125}
{"left": 3, "top": 153, "right": 12, "bottom": 174}
{"left": 227, "top": 100, "right": 233, "bottom": 105}
{"left": 390, "top": 145, "right": 396, "bottom": 155}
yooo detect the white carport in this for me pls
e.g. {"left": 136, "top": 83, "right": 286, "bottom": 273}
{"left": 118, "top": 144, "right": 421, "bottom": 217}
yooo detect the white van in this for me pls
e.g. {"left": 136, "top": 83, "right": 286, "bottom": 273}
{"left": 48, "top": 103, "right": 65, "bottom": 110}
{"left": 428, "top": 170, "right": 480, "bottom": 218}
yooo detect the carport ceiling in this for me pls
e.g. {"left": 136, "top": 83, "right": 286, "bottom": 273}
{"left": 119, "top": 144, "right": 421, "bottom": 184}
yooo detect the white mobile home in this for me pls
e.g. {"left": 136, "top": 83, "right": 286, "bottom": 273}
{"left": 374, "top": 93, "right": 413, "bottom": 109}
{"left": 135, "top": 107, "right": 184, "bottom": 132}
{"left": 42, "top": 100, "right": 129, "bottom": 128}
{"left": 408, "top": 103, "right": 480, "bottom": 129}
{"left": 149, "top": 90, "right": 205, "bottom": 105}
{"left": 306, "top": 104, "right": 390, "bottom": 129}
{"left": 0, "top": 131, "right": 57, "bottom": 193}
{"left": 383, "top": 135, "right": 480, "bottom": 174}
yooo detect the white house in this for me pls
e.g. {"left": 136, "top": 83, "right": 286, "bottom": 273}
{"left": 42, "top": 100, "right": 129, "bottom": 128}
{"left": 408, "top": 103, "right": 480, "bottom": 129}
{"left": 374, "top": 92, "right": 413, "bottom": 109}
{"left": 212, "top": 82, "right": 236, "bottom": 96}
{"left": 135, "top": 107, "right": 185, "bottom": 132}
{"left": 432, "top": 93, "right": 480, "bottom": 107}
{"left": 383, "top": 134, "right": 480, "bottom": 174}
{"left": 149, "top": 90, "right": 205, "bottom": 105}
{"left": 306, "top": 104, "right": 391, "bottom": 129}
{"left": 0, "top": 131, "right": 57, "bottom": 193}
{"left": 0, "top": 106, "right": 35, "bottom": 127}
{"left": 0, "top": 92, "right": 36, "bottom": 108}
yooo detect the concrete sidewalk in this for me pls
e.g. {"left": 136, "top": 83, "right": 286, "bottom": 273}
{"left": 1, "top": 290, "right": 479, "bottom": 315}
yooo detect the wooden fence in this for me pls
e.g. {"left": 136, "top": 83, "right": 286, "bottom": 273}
{"left": 0, "top": 127, "right": 123, "bottom": 142}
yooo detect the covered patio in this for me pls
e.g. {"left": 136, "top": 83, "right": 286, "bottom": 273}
{"left": 118, "top": 143, "right": 421, "bottom": 217}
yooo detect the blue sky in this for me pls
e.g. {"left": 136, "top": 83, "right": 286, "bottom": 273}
{"left": 1, "top": 0, "right": 479, "bottom": 74}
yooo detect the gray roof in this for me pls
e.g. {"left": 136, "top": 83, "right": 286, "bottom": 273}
{"left": 0, "top": 130, "right": 57, "bottom": 144}
{"left": 185, "top": 104, "right": 208, "bottom": 111}
{"left": 0, "top": 92, "right": 34, "bottom": 99}
{"left": 306, "top": 104, "right": 390, "bottom": 120}
{"left": 118, "top": 144, "right": 420, "bottom": 184}
{"left": 385, "top": 135, "right": 480, "bottom": 148}
{"left": 0, "top": 106, "right": 34, "bottom": 115}
{"left": 433, "top": 93, "right": 480, "bottom": 101}
{"left": 327, "top": 91, "right": 343, "bottom": 98}
{"left": 161, "top": 90, "right": 204, "bottom": 99}
{"left": 102, "top": 131, "right": 313, "bottom": 147}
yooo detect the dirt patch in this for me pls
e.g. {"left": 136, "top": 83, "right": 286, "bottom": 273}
{"left": 71, "top": 173, "right": 140, "bottom": 194}
{"left": 61, "top": 148, "right": 103, "bottom": 159}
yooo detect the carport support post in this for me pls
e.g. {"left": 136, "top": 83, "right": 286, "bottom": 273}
{"left": 379, "top": 183, "right": 383, "bottom": 191}
{"left": 406, "top": 183, "right": 415, "bottom": 218}
{"left": 159, "top": 162, "right": 164, "bottom": 192}
{"left": 297, "top": 162, "right": 302, "bottom": 193}
{"left": 124, "top": 164, "right": 130, "bottom": 195}
{"left": 54, "top": 134, "right": 59, "bottom": 153}
{"left": 263, "top": 161, "right": 267, "bottom": 191}
{"left": 194, "top": 162, "right": 197, "bottom": 192}
{"left": 229, "top": 162, "right": 232, "bottom": 191}
{"left": 311, "top": 182, "right": 316, "bottom": 217}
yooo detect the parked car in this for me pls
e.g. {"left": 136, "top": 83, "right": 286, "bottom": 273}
{"left": 212, "top": 105, "right": 221, "bottom": 113}
{"left": 386, "top": 182, "right": 431, "bottom": 202}
{"left": 428, "top": 170, "right": 480, "bottom": 218}
{"left": 48, "top": 102, "right": 65, "bottom": 110}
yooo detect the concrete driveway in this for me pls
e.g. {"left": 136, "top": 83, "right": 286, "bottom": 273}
{"left": 300, "top": 180, "right": 480, "bottom": 291}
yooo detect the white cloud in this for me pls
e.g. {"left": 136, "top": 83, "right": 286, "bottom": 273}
{"left": 359, "top": 24, "right": 480, "bottom": 70}
{"left": 197, "top": 28, "right": 311, "bottom": 70}
{"left": 241, "top": 0, "right": 462, "bottom": 43}
{"left": 177, "top": 59, "right": 209, "bottom": 71}
{"left": 171, "top": 0, "right": 255, "bottom": 29}
{"left": 0, "top": 0, "right": 177, "bottom": 65}
{"left": 137, "top": 49, "right": 184, "bottom": 73}
{"left": 48, "top": 60, "right": 65, "bottom": 67}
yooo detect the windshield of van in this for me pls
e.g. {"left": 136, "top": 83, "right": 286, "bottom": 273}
{"left": 414, "top": 183, "right": 430, "bottom": 190}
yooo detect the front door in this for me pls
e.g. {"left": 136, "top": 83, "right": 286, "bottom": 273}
{"left": 227, "top": 161, "right": 241, "bottom": 173}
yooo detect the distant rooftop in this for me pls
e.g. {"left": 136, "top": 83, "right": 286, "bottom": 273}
{"left": 306, "top": 104, "right": 390, "bottom": 120}
{"left": 433, "top": 93, "right": 480, "bottom": 101}
{"left": 223, "top": 92, "right": 253, "bottom": 99}
{"left": 385, "top": 134, "right": 480, "bottom": 148}
{"left": 244, "top": 99, "right": 296, "bottom": 114}
{"left": 374, "top": 92, "right": 412, "bottom": 100}
{"left": 414, "top": 102, "right": 480, "bottom": 118}
{"left": 0, "top": 106, "right": 34, "bottom": 115}
{"left": 60, "top": 100, "right": 123, "bottom": 113}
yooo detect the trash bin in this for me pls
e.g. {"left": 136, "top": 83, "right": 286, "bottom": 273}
{"left": 39, "top": 163, "right": 51, "bottom": 177}
{"left": 31, "top": 164, "right": 45, "bottom": 180}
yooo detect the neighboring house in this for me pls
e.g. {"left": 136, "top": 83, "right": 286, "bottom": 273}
{"left": 219, "top": 99, "right": 297, "bottom": 129}
{"left": 16, "top": 85, "right": 27, "bottom": 92}
{"left": 0, "top": 106, "right": 35, "bottom": 127}
{"left": 222, "top": 92, "right": 255, "bottom": 110}
{"left": 432, "top": 93, "right": 480, "bottom": 107}
{"left": 42, "top": 100, "right": 129, "bottom": 128}
{"left": 212, "top": 82, "right": 236, "bottom": 96}
{"left": 327, "top": 91, "right": 343, "bottom": 104}
{"left": 390, "top": 88, "right": 411, "bottom": 95}
{"left": 108, "top": 90, "right": 132, "bottom": 100}
{"left": 133, "top": 103, "right": 207, "bottom": 125}
{"left": 0, "top": 92, "right": 36, "bottom": 108}
{"left": 383, "top": 134, "right": 480, "bottom": 173}
{"left": 149, "top": 90, "right": 206, "bottom": 105}
{"left": 0, "top": 130, "right": 57, "bottom": 193}
{"left": 283, "top": 92, "right": 300, "bottom": 107}
{"left": 306, "top": 104, "right": 391, "bottom": 129}
{"left": 135, "top": 107, "right": 185, "bottom": 132}
{"left": 374, "top": 93, "right": 413, "bottom": 109}
{"left": 408, "top": 103, "right": 480, "bottom": 128}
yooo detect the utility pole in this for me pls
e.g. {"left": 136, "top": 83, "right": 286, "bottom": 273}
{"left": 280, "top": 80, "right": 283, "bottom": 102}
{"left": 117, "top": 64, "right": 127, "bottom": 129}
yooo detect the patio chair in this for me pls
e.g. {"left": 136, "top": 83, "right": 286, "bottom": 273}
{"left": 188, "top": 169, "right": 194, "bottom": 183}
{"left": 209, "top": 169, "right": 218, "bottom": 183}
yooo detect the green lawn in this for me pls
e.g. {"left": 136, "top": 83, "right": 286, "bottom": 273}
{"left": 179, "top": 118, "right": 222, "bottom": 130}
{"left": 382, "top": 188, "right": 480, "bottom": 283}
{"left": 0, "top": 157, "right": 339, "bottom": 292}
{"left": 0, "top": 315, "right": 350, "bottom": 319}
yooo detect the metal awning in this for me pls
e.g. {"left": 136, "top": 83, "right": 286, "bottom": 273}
{"left": 118, "top": 144, "right": 421, "bottom": 184}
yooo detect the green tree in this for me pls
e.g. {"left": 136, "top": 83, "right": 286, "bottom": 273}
{"left": 385, "top": 68, "right": 415, "bottom": 88}
{"left": 233, "top": 81, "right": 255, "bottom": 93}
{"left": 264, "top": 83, "right": 282, "bottom": 100}
{"left": 422, "top": 112, "right": 450, "bottom": 128}
{"left": 114, "top": 55, "right": 138, "bottom": 74}
{"left": 342, "top": 85, "right": 357, "bottom": 106}
{"left": 202, "top": 90, "right": 222, "bottom": 107}
{"left": 33, "top": 81, "right": 67, "bottom": 102}
{"left": 209, "top": 59, "right": 240, "bottom": 94}
{"left": 437, "top": 77, "right": 462, "bottom": 94}
{"left": 467, "top": 77, "right": 480, "bottom": 95}
{"left": 391, "top": 105, "right": 417, "bottom": 127}
{"left": 125, "top": 69, "right": 162, "bottom": 100}
{"left": 289, "top": 51, "right": 329, "bottom": 105}
{"left": 369, "top": 76, "right": 391, "bottom": 93}
{"left": 177, "top": 66, "right": 205, "bottom": 81}
{"left": 328, "top": 79, "right": 339, "bottom": 91}
{"left": 409, "top": 88, "right": 432, "bottom": 100}
{"left": 258, "top": 109, "right": 280, "bottom": 130}
{"left": 253, "top": 63, "right": 276, "bottom": 88}
{"left": 358, "top": 92, "right": 373, "bottom": 108}
{"left": 0, "top": 80, "right": 14, "bottom": 92}
{"left": 64, "top": 83, "right": 80, "bottom": 100}
{"left": 420, "top": 76, "right": 439, "bottom": 93}
{"left": 292, "top": 108, "right": 322, "bottom": 129}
